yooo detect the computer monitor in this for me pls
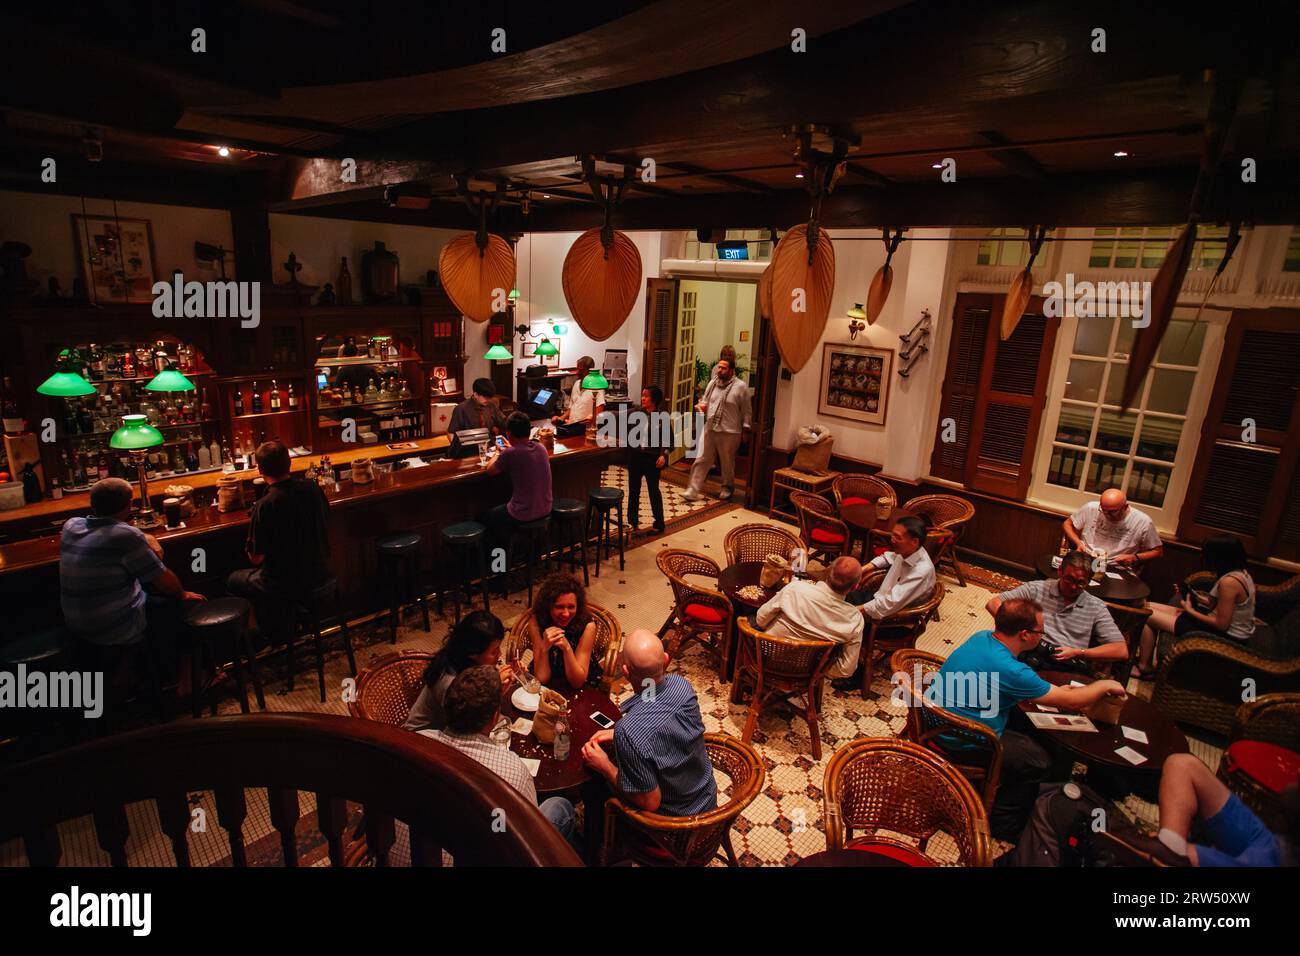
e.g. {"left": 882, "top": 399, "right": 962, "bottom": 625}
{"left": 525, "top": 386, "right": 560, "bottom": 419}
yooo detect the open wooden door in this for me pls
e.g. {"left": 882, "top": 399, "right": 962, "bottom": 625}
{"left": 745, "top": 288, "right": 778, "bottom": 508}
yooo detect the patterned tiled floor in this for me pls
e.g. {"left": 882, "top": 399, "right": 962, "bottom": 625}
{"left": 1, "top": 467, "right": 1220, "bottom": 866}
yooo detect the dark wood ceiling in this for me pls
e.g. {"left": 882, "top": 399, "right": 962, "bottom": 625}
{"left": 2, "top": 0, "right": 1298, "bottom": 230}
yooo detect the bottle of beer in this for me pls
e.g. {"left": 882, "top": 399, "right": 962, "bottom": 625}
{"left": 270, "top": 380, "right": 281, "bottom": 411}
{"left": 251, "top": 382, "right": 263, "bottom": 414}
{"left": 234, "top": 388, "right": 245, "bottom": 416}
{"left": 288, "top": 383, "right": 298, "bottom": 409}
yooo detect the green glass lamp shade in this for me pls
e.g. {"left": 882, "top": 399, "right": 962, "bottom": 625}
{"left": 581, "top": 371, "right": 609, "bottom": 390}
{"left": 846, "top": 303, "right": 867, "bottom": 320}
{"left": 145, "top": 368, "right": 195, "bottom": 392}
{"left": 535, "top": 338, "right": 559, "bottom": 357}
{"left": 508, "top": 286, "right": 520, "bottom": 302}
{"left": 552, "top": 323, "right": 568, "bottom": 336}
{"left": 110, "top": 414, "right": 165, "bottom": 450}
{"left": 484, "top": 344, "right": 513, "bottom": 361}
{"left": 37, "top": 371, "right": 97, "bottom": 397}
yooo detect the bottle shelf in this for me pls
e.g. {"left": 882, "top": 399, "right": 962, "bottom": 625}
{"left": 65, "top": 418, "right": 219, "bottom": 440}
{"left": 314, "top": 396, "right": 419, "bottom": 412}
{"left": 80, "top": 368, "right": 216, "bottom": 385}
{"left": 232, "top": 408, "right": 305, "bottom": 420}
{"left": 315, "top": 355, "right": 420, "bottom": 367}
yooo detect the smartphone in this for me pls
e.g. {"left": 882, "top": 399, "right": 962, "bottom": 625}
{"left": 495, "top": 436, "right": 507, "bottom": 451}
{"left": 589, "top": 712, "right": 615, "bottom": 729}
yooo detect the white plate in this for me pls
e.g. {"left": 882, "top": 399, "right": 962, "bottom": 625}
{"left": 511, "top": 687, "right": 541, "bottom": 712}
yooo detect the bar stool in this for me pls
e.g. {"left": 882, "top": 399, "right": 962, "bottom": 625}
{"left": 286, "top": 574, "right": 356, "bottom": 703}
{"left": 437, "top": 521, "right": 491, "bottom": 624}
{"left": 184, "top": 597, "right": 264, "bottom": 717}
{"left": 505, "top": 517, "right": 552, "bottom": 605}
{"left": 1, "top": 626, "right": 75, "bottom": 745}
{"left": 585, "top": 487, "right": 626, "bottom": 577}
{"left": 376, "top": 531, "right": 430, "bottom": 644}
{"left": 550, "top": 498, "right": 589, "bottom": 587}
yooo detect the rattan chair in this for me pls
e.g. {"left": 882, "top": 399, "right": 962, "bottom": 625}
{"left": 503, "top": 601, "right": 624, "bottom": 692}
{"left": 1216, "top": 693, "right": 1300, "bottom": 832}
{"left": 348, "top": 651, "right": 434, "bottom": 725}
{"left": 889, "top": 649, "right": 1003, "bottom": 813}
{"left": 656, "top": 549, "right": 733, "bottom": 679}
{"left": 1151, "top": 634, "right": 1300, "bottom": 737}
{"left": 1099, "top": 600, "right": 1152, "bottom": 686}
{"left": 832, "top": 473, "right": 896, "bottom": 511}
{"left": 601, "top": 732, "right": 764, "bottom": 866}
{"left": 723, "top": 522, "right": 805, "bottom": 567}
{"left": 860, "top": 571, "right": 946, "bottom": 694}
{"left": 789, "top": 490, "right": 851, "bottom": 562}
{"left": 823, "top": 737, "right": 992, "bottom": 866}
{"left": 732, "top": 616, "right": 836, "bottom": 760}
{"left": 906, "top": 493, "right": 975, "bottom": 587}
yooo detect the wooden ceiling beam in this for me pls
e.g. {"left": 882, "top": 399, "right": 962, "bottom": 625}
{"left": 975, "top": 130, "right": 1049, "bottom": 181}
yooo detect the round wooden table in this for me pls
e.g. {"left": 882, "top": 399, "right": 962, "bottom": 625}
{"left": 502, "top": 683, "right": 621, "bottom": 796}
{"left": 1034, "top": 552, "right": 1151, "bottom": 605}
{"left": 840, "top": 505, "right": 912, "bottom": 558}
{"left": 718, "top": 561, "right": 784, "bottom": 612}
{"left": 1018, "top": 670, "right": 1189, "bottom": 775}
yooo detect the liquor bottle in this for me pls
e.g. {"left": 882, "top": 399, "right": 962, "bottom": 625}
{"left": 122, "top": 350, "right": 134, "bottom": 378}
{"left": 197, "top": 442, "right": 211, "bottom": 469}
{"left": 365, "top": 378, "right": 379, "bottom": 402}
{"left": 287, "top": 383, "right": 298, "bottom": 409}
{"left": 234, "top": 389, "right": 245, "bottom": 416}
{"left": 209, "top": 437, "right": 221, "bottom": 468}
{"left": 337, "top": 257, "right": 353, "bottom": 305}
{"left": 353, "top": 385, "right": 363, "bottom": 405}
{"left": 89, "top": 343, "right": 105, "bottom": 381}
{"left": 270, "top": 380, "right": 281, "bottom": 411}
{"left": 97, "top": 447, "right": 111, "bottom": 481}
{"left": 185, "top": 442, "right": 199, "bottom": 472}
{"left": 251, "top": 382, "right": 263, "bottom": 414}
{"left": 172, "top": 446, "right": 185, "bottom": 473}
{"left": 199, "top": 387, "right": 211, "bottom": 420}
{"left": 221, "top": 440, "right": 233, "bottom": 472}
{"left": 399, "top": 378, "right": 411, "bottom": 400}
{"left": 21, "top": 462, "right": 42, "bottom": 504}
{"left": 50, "top": 477, "right": 62, "bottom": 500}
{"left": 71, "top": 450, "right": 86, "bottom": 487}
{"left": 154, "top": 341, "right": 169, "bottom": 373}
{"left": 105, "top": 351, "right": 119, "bottom": 379}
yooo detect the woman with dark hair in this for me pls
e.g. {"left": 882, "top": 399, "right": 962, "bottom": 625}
{"left": 1135, "top": 535, "right": 1256, "bottom": 679}
{"left": 526, "top": 572, "right": 600, "bottom": 689}
{"left": 403, "top": 611, "right": 508, "bottom": 731}
{"left": 627, "top": 385, "right": 668, "bottom": 534}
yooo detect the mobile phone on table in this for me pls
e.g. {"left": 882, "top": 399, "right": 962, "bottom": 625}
{"left": 590, "top": 712, "right": 615, "bottom": 729}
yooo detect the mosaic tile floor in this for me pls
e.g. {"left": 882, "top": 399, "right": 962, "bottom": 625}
{"left": 1, "top": 467, "right": 1221, "bottom": 867}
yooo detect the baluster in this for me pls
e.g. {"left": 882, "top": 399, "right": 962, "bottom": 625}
{"left": 92, "top": 803, "right": 131, "bottom": 867}
{"left": 23, "top": 826, "right": 62, "bottom": 867}
{"left": 267, "top": 787, "right": 301, "bottom": 867}
{"left": 408, "top": 823, "right": 444, "bottom": 867}
{"left": 156, "top": 791, "right": 192, "bottom": 867}
{"left": 364, "top": 809, "right": 396, "bottom": 867}
{"left": 214, "top": 786, "right": 248, "bottom": 867}
{"left": 314, "top": 791, "right": 348, "bottom": 867}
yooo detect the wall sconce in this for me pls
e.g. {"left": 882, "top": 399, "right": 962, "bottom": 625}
{"left": 846, "top": 303, "right": 867, "bottom": 340}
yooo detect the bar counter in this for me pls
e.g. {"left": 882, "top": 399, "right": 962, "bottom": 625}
{"left": 1, "top": 436, "right": 618, "bottom": 636}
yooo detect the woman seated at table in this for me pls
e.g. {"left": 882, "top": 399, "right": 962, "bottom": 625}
{"left": 403, "top": 611, "right": 509, "bottom": 731}
{"left": 1135, "top": 534, "right": 1256, "bottom": 679}
{"left": 526, "top": 572, "right": 601, "bottom": 689}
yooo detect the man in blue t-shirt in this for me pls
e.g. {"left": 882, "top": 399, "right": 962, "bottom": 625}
{"left": 928, "top": 598, "right": 1125, "bottom": 840}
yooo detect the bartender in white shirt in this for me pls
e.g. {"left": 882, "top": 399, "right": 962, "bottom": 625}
{"left": 1062, "top": 487, "right": 1163, "bottom": 569}
{"left": 552, "top": 355, "right": 605, "bottom": 428}
{"left": 832, "top": 514, "right": 937, "bottom": 690}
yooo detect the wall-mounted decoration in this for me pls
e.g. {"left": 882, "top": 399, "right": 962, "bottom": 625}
{"left": 898, "top": 309, "right": 932, "bottom": 378}
{"left": 867, "top": 227, "right": 905, "bottom": 324}
{"left": 817, "top": 343, "right": 892, "bottom": 426}
{"left": 562, "top": 227, "right": 642, "bottom": 340}
{"left": 602, "top": 348, "right": 629, "bottom": 401}
{"left": 72, "top": 215, "right": 156, "bottom": 303}
{"left": 757, "top": 262, "right": 773, "bottom": 319}
{"left": 438, "top": 232, "right": 516, "bottom": 322}
{"left": 771, "top": 223, "right": 835, "bottom": 373}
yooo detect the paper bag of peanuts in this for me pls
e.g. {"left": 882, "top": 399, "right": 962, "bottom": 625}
{"left": 760, "top": 553, "right": 791, "bottom": 588}
{"left": 531, "top": 687, "right": 570, "bottom": 744}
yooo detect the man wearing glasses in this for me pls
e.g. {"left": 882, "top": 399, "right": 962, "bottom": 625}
{"left": 1063, "top": 487, "right": 1163, "bottom": 569}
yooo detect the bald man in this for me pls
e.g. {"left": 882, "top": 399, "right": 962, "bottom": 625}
{"left": 1063, "top": 487, "right": 1163, "bottom": 568}
{"left": 581, "top": 630, "right": 716, "bottom": 816}
{"left": 756, "top": 555, "right": 867, "bottom": 679}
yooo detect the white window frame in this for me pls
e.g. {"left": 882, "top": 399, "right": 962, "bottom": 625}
{"left": 1027, "top": 305, "right": 1229, "bottom": 534}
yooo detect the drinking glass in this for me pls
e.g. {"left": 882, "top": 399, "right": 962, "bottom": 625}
{"left": 489, "top": 716, "right": 511, "bottom": 748}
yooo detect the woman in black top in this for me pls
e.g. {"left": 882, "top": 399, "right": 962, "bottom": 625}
{"left": 527, "top": 572, "right": 600, "bottom": 689}
{"left": 627, "top": 385, "right": 668, "bottom": 533}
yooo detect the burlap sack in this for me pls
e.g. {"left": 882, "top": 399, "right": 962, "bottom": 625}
{"left": 760, "top": 554, "right": 791, "bottom": 588}
{"left": 791, "top": 424, "right": 833, "bottom": 475}
{"left": 805, "top": 560, "right": 828, "bottom": 582}
{"left": 531, "top": 687, "right": 569, "bottom": 744}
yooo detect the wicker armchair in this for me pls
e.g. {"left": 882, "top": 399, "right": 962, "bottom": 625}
{"left": 731, "top": 616, "right": 836, "bottom": 760}
{"left": 348, "top": 651, "right": 435, "bottom": 725}
{"left": 823, "top": 738, "right": 992, "bottom": 866}
{"left": 789, "top": 490, "right": 851, "bottom": 562}
{"left": 1099, "top": 600, "right": 1152, "bottom": 686}
{"left": 601, "top": 732, "right": 764, "bottom": 866}
{"left": 656, "top": 549, "right": 733, "bottom": 679}
{"left": 1216, "top": 694, "right": 1300, "bottom": 832}
{"left": 723, "top": 522, "right": 805, "bottom": 567}
{"left": 906, "top": 494, "right": 975, "bottom": 587}
{"left": 1151, "top": 634, "right": 1300, "bottom": 737}
{"left": 1255, "top": 572, "right": 1300, "bottom": 625}
{"left": 832, "top": 473, "right": 896, "bottom": 511}
{"left": 860, "top": 571, "right": 946, "bottom": 694}
{"left": 889, "top": 649, "right": 1003, "bottom": 813}
{"left": 503, "top": 601, "right": 624, "bottom": 692}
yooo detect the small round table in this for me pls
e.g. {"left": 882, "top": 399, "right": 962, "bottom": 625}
{"left": 840, "top": 506, "right": 912, "bottom": 558}
{"left": 502, "top": 683, "right": 621, "bottom": 796}
{"left": 1018, "top": 670, "right": 1189, "bottom": 775}
{"left": 719, "top": 561, "right": 788, "bottom": 680}
{"left": 1034, "top": 552, "right": 1151, "bottom": 605}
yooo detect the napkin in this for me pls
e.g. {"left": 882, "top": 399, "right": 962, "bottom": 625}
{"left": 521, "top": 758, "right": 541, "bottom": 777}
{"left": 510, "top": 717, "right": 534, "bottom": 735}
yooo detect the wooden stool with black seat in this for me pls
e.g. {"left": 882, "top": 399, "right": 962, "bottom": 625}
{"left": 1, "top": 626, "right": 75, "bottom": 749}
{"left": 436, "top": 521, "right": 491, "bottom": 624}
{"left": 184, "top": 597, "right": 264, "bottom": 717}
{"left": 586, "top": 487, "right": 625, "bottom": 577}
{"left": 376, "top": 532, "right": 430, "bottom": 644}
{"left": 504, "top": 516, "right": 552, "bottom": 605}
{"left": 285, "top": 574, "right": 357, "bottom": 703}
{"left": 550, "top": 498, "right": 589, "bottom": 587}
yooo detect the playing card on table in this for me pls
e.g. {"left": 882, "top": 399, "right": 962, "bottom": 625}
{"left": 1114, "top": 746, "right": 1147, "bottom": 766}
{"left": 1121, "top": 726, "right": 1149, "bottom": 744}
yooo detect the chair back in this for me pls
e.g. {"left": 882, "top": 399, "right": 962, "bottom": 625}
{"left": 604, "top": 733, "right": 764, "bottom": 866}
{"left": 1099, "top": 600, "right": 1152, "bottom": 683}
{"left": 349, "top": 651, "right": 434, "bottom": 725}
{"left": 788, "top": 490, "right": 848, "bottom": 555}
{"left": 1228, "top": 692, "right": 1300, "bottom": 750}
{"left": 889, "top": 649, "right": 1003, "bottom": 811}
{"left": 724, "top": 522, "right": 805, "bottom": 566}
{"left": 906, "top": 493, "right": 976, "bottom": 530}
{"left": 0, "top": 713, "right": 580, "bottom": 867}
{"left": 504, "top": 602, "right": 624, "bottom": 689}
{"left": 736, "top": 616, "right": 836, "bottom": 685}
{"left": 822, "top": 737, "right": 991, "bottom": 866}
{"left": 656, "top": 548, "right": 726, "bottom": 612}
{"left": 833, "top": 473, "right": 896, "bottom": 511}
{"left": 789, "top": 489, "right": 833, "bottom": 517}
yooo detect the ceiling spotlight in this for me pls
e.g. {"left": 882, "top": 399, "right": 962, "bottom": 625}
{"left": 794, "top": 170, "right": 805, "bottom": 179}
{"left": 1113, "top": 150, "right": 1130, "bottom": 158}
{"left": 931, "top": 161, "right": 943, "bottom": 169}
{"left": 217, "top": 146, "right": 231, "bottom": 157}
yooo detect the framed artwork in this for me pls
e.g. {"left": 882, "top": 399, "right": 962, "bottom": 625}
{"left": 521, "top": 339, "right": 560, "bottom": 368}
{"left": 817, "top": 343, "right": 892, "bottom": 425}
{"left": 72, "top": 215, "right": 157, "bottom": 303}
{"left": 486, "top": 322, "right": 507, "bottom": 345}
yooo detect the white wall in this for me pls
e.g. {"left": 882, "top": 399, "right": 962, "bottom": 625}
{"left": 268, "top": 213, "right": 462, "bottom": 290}
{"left": 682, "top": 279, "right": 756, "bottom": 374}
{"left": 770, "top": 228, "right": 953, "bottom": 481}
{"left": 0, "top": 189, "right": 235, "bottom": 288}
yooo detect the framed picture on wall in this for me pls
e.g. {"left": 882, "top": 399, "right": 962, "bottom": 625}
{"left": 817, "top": 343, "right": 892, "bottom": 426}
{"left": 72, "top": 214, "right": 157, "bottom": 304}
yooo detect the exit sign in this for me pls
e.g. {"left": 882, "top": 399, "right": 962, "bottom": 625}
{"left": 717, "top": 241, "right": 749, "bottom": 260}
